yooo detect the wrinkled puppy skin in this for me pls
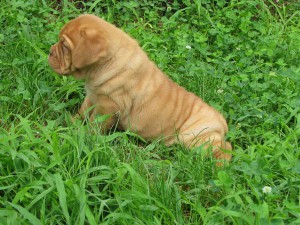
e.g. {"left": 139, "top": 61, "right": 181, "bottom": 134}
{"left": 49, "top": 14, "right": 232, "bottom": 164}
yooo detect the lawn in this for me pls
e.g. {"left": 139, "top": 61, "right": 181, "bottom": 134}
{"left": 0, "top": 0, "right": 299, "bottom": 224}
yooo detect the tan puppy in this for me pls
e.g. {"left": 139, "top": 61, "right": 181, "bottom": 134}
{"left": 48, "top": 14, "right": 232, "bottom": 162}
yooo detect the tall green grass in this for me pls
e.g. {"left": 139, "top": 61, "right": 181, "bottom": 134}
{"left": 0, "top": 0, "right": 299, "bottom": 224}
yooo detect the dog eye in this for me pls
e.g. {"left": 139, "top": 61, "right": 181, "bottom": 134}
{"left": 62, "top": 45, "right": 68, "bottom": 52}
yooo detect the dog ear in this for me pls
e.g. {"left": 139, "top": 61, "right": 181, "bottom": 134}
{"left": 71, "top": 29, "right": 107, "bottom": 69}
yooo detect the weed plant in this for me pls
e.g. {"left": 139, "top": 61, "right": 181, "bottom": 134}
{"left": 0, "top": 0, "right": 299, "bottom": 224}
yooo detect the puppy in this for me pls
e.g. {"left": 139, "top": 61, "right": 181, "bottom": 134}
{"left": 48, "top": 14, "right": 232, "bottom": 162}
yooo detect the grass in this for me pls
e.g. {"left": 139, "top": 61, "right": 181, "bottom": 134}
{"left": 0, "top": 0, "right": 300, "bottom": 224}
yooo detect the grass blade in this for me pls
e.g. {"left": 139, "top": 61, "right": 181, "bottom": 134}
{"left": 8, "top": 203, "right": 43, "bottom": 225}
{"left": 26, "top": 186, "right": 55, "bottom": 210}
{"left": 54, "top": 173, "right": 70, "bottom": 225}
{"left": 85, "top": 205, "right": 97, "bottom": 225}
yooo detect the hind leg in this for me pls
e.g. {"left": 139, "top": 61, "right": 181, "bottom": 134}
{"left": 179, "top": 131, "right": 232, "bottom": 164}
{"left": 210, "top": 139, "right": 232, "bottom": 163}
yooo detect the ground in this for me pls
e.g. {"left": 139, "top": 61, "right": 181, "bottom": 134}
{"left": 0, "top": 0, "right": 299, "bottom": 224}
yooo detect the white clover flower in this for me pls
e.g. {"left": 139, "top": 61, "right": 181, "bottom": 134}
{"left": 217, "top": 89, "right": 224, "bottom": 94}
{"left": 186, "top": 45, "right": 192, "bottom": 50}
{"left": 262, "top": 186, "right": 272, "bottom": 194}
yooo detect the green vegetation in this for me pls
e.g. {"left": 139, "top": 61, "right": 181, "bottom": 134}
{"left": 0, "top": 0, "right": 299, "bottom": 224}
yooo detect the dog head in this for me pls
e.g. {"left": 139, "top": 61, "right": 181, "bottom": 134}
{"left": 48, "top": 14, "right": 108, "bottom": 79}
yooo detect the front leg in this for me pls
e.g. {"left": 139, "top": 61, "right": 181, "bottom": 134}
{"left": 78, "top": 96, "right": 93, "bottom": 119}
{"left": 77, "top": 96, "right": 119, "bottom": 134}
{"left": 91, "top": 111, "right": 119, "bottom": 134}
{"left": 91, "top": 104, "right": 119, "bottom": 134}
{"left": 71, "top": 96, "right": 93, "bottom": 122}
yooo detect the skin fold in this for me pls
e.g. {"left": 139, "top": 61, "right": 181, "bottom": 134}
{"left": 48, "top": 14, "right": 232, "bottom": 163}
